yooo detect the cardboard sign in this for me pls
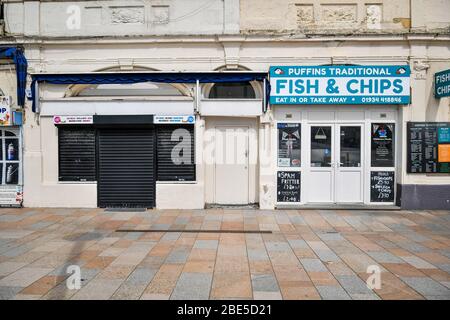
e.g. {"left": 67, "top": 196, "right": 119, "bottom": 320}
{"left": 270, "top": 65, "right": 410, "bottom": 105}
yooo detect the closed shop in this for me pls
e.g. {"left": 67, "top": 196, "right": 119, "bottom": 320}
{"left": 54, "top": 115, "right": 195, "bottom": 208}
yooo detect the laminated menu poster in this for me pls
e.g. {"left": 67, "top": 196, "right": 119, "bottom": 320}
{"left": 371, "top": 123, "right": 395, "bottom": 167}
{"left": 277, "top": 123, "right": 301, "bottom": 167}
{"left": 407, "top": 122, "right": 450, "bottom": 173}
{"left": 370, "top": 171, "right": 395, "bottom": 202}
{"left": 277, "top": 171, "right": 300, "bottom": 203}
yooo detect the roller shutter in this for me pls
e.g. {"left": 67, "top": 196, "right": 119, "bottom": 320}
{"left": 98, "top": 128, "right": 155, "bottom": 208}
{"left": 58, "top": 127, "right": 96, "bottom": 182}
{"left": 157, "top": 125, "right": 195, "bottom": 181}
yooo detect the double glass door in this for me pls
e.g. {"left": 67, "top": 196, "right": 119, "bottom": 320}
{"left": 307, "top": 123, "right": 363, "bottom": 203}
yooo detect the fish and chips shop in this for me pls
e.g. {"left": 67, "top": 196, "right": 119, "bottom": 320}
{"left": 270, "top": 65, "right": 411, "bottom": 207}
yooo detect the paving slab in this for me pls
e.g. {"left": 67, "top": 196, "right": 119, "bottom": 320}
{"left": 0, "top": 207, "right": 449, "bottom": 300}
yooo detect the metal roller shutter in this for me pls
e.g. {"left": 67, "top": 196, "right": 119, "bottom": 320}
{"left": 157, "top": 125, "right": 195, "bottom": 181}
{"left": 58, "top": 127, "right": 96, "bottom": 182}
{"left": 98, "top": 128, "right": 155, "bottom": 208}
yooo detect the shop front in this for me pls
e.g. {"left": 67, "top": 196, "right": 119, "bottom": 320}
{"left": 0, "top": 47, "right": 27, "bottom": 207}
{"left": 26, "top": 71, "right": 266, "bottom": 209}
{"left": 0, "top": 96, "right": 23, "bottom": 207}
{"left": 270, "top": 65, "right": 410, "bottom": 208}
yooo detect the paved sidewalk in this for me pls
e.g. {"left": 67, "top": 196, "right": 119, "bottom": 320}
{"left": 0, "top": 208, "right": 449, "bottom": 300}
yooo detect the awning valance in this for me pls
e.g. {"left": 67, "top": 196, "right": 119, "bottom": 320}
{"left": 30, "top": 72, "right": 269, "bottom": 112}
{"left": 0, "top": 47, "right": 28, "bottom": 107}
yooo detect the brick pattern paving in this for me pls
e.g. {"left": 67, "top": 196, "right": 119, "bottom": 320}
{"left": 0, "top": 208, "right": 449, "bottom": 300}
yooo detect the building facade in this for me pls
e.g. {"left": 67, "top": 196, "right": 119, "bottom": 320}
{"left": 1, "top": 0, "right": 449, "bottom": 209}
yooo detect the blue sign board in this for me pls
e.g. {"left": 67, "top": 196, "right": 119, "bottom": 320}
{"left": 438, "top": 127, "right": 450, "bottom": 143}
{"left": 435, "top": 69, "right": 450, "bottom": 98}
{"left": 269, "top": 65, "right": 411, "bottom": 105}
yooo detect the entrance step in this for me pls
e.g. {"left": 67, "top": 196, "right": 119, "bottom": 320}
{"left": 276, "top": 204, "right": 401, "bottom": 210}
{"left": 104, "top": 208, "right": 148, "bottom": 212}
{"left": 205, "top": 204, "right": 259, "bottom": 210}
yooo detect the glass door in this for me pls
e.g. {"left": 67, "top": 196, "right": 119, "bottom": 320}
{"left": 335, "top": 125, "right": 363, "bottom": 203}
{"left": 307, "top": 124, "right": 334, "bottom": 203}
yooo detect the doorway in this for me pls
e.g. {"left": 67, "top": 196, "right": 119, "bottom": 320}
{"left": 307, "top": 123, "right": 363, "bottom": 204}
{"left": 97, "top": 128, "right": 155, "bottom": 208}
{"left": 204, "top": 117, "right": 258, "bottom": 206}
{"left": 214, "top": 125, "right": 249, "bottom": 205}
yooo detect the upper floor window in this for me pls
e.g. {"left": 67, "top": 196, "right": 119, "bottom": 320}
{"left": 208, "top": 82, "right": 256, "bottom": 99}
{"left": 77, "top": 82, "right": 186, "bottom": 97}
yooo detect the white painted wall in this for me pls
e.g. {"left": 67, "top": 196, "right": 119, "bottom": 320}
{"left": 3, "top": 1, "right": 449, "bottom": 209}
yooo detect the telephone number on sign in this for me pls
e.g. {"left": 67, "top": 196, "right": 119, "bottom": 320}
{"left": 361, "top": 97, "right": 404, "bottom": 103}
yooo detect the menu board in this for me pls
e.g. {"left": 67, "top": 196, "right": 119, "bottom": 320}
{"left": 370, "top": 171, "right": 395, "bottom": 202}
{"left": 277, "top": 123, "right": 301, "bottom": 167}
{"left": 277, "top": 171, "right": 300, "bottom": 203}
{"left": 371, "top": 123, "right": 395, "bottom": 167}
{"left": 407, "top": 122, "right": 450, "bottom": 173}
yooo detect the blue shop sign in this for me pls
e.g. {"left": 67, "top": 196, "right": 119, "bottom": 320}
{"left": 435, "top": 69, "right": 450, "bottom": 98}
{"left": 269, "top": 65, "right": 411, "bottom": 105}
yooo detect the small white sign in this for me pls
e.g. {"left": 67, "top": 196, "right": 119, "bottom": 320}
{"left": 154, "top": 115, "right": 195, "bottom": 124}
{"left": 53, "top": 115, "right": 93, "bottom": 125}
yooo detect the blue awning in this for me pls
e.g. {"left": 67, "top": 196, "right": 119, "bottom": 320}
{"left": 30, "top": 72, "right": 269, "bottom": 112}
{"left": 0, "top": 47, "right": 28, "bottom": 107}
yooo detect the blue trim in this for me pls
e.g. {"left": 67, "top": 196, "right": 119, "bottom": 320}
{"left": 30, "top": 72, "right": 268, "bottom": 112}
{"left": 0, "top": 47, "right": 28, "bottom": 107}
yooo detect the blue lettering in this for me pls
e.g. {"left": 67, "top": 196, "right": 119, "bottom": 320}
{"left": 393, "top": 79, "right": 403, "bottom": 94}
{"left": 347, "top": 80, "right": 358, "bottom": 94}
{"left": 360, "top": 79, "right": 373, "bottom": 94}
{"left": 307, "top": 80, "right": 319, "bottom": 94}
{"left": 380, "top": 79, "right": 391, "bottom": 93}
{"left": 294, "top": 79, "right": 304, "bottom": 94}
{"left": 276, "top": 80, "right": 287, "bottom": 94}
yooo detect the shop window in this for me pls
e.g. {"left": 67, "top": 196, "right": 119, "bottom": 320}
{"left": 277, "top": 123, "right": 301, "bottom": 167}
{"left": 58, "top": 127, "right": 96, "bottom": 182}
{"left": 311, "top": 126, "right": 332, "bottom": 167}
{"left": 371, "top": 123, "right": 395, "bottom": 167}
{"left": 0, "top": 129, "right": 20, "bottom": 185}
{"left": 157, "top": 125, "right": 195, "bottom": 181}
{"left": 208, "top": 82, "right": 256, "bottom": 99}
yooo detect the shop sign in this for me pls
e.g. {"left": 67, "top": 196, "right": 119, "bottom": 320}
{"left": 154, "top": 115, "right": 195, "bottom": 124}
{"left": 269, "top": 65, "right": 410, "bottom": 105}
{"left": 277, "top": 123, "right": 301, "bottom": 167}
{"left": 371, "top": 123, "right": 395, "bottom": 167}
{"left": 370, "top": 171, "right": 395, "bottom": 202}
{"left": 435, "top": 69, "right": 450, "bottom": 98}
{"left": 277, "top": 171, "right": 301, "bottom": 203}
{"left": 407, "top": 122, "right": 450, "bottom": 173}
{"left": 0, "top": 97, "right": 12, "bottom": 126}
{"left": 53, "top": 116, "right": 93, "bottom": 125}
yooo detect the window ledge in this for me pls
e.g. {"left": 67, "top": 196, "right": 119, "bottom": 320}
{"left": 156, "top": 181, "right": 197, "bottom": 185}
{"left": 58, "top": 181, "right": 97, "bottom": 185}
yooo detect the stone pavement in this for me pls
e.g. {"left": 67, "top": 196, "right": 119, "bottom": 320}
{"left": 0, "top": 208, "right": 449, "bottom": 300}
